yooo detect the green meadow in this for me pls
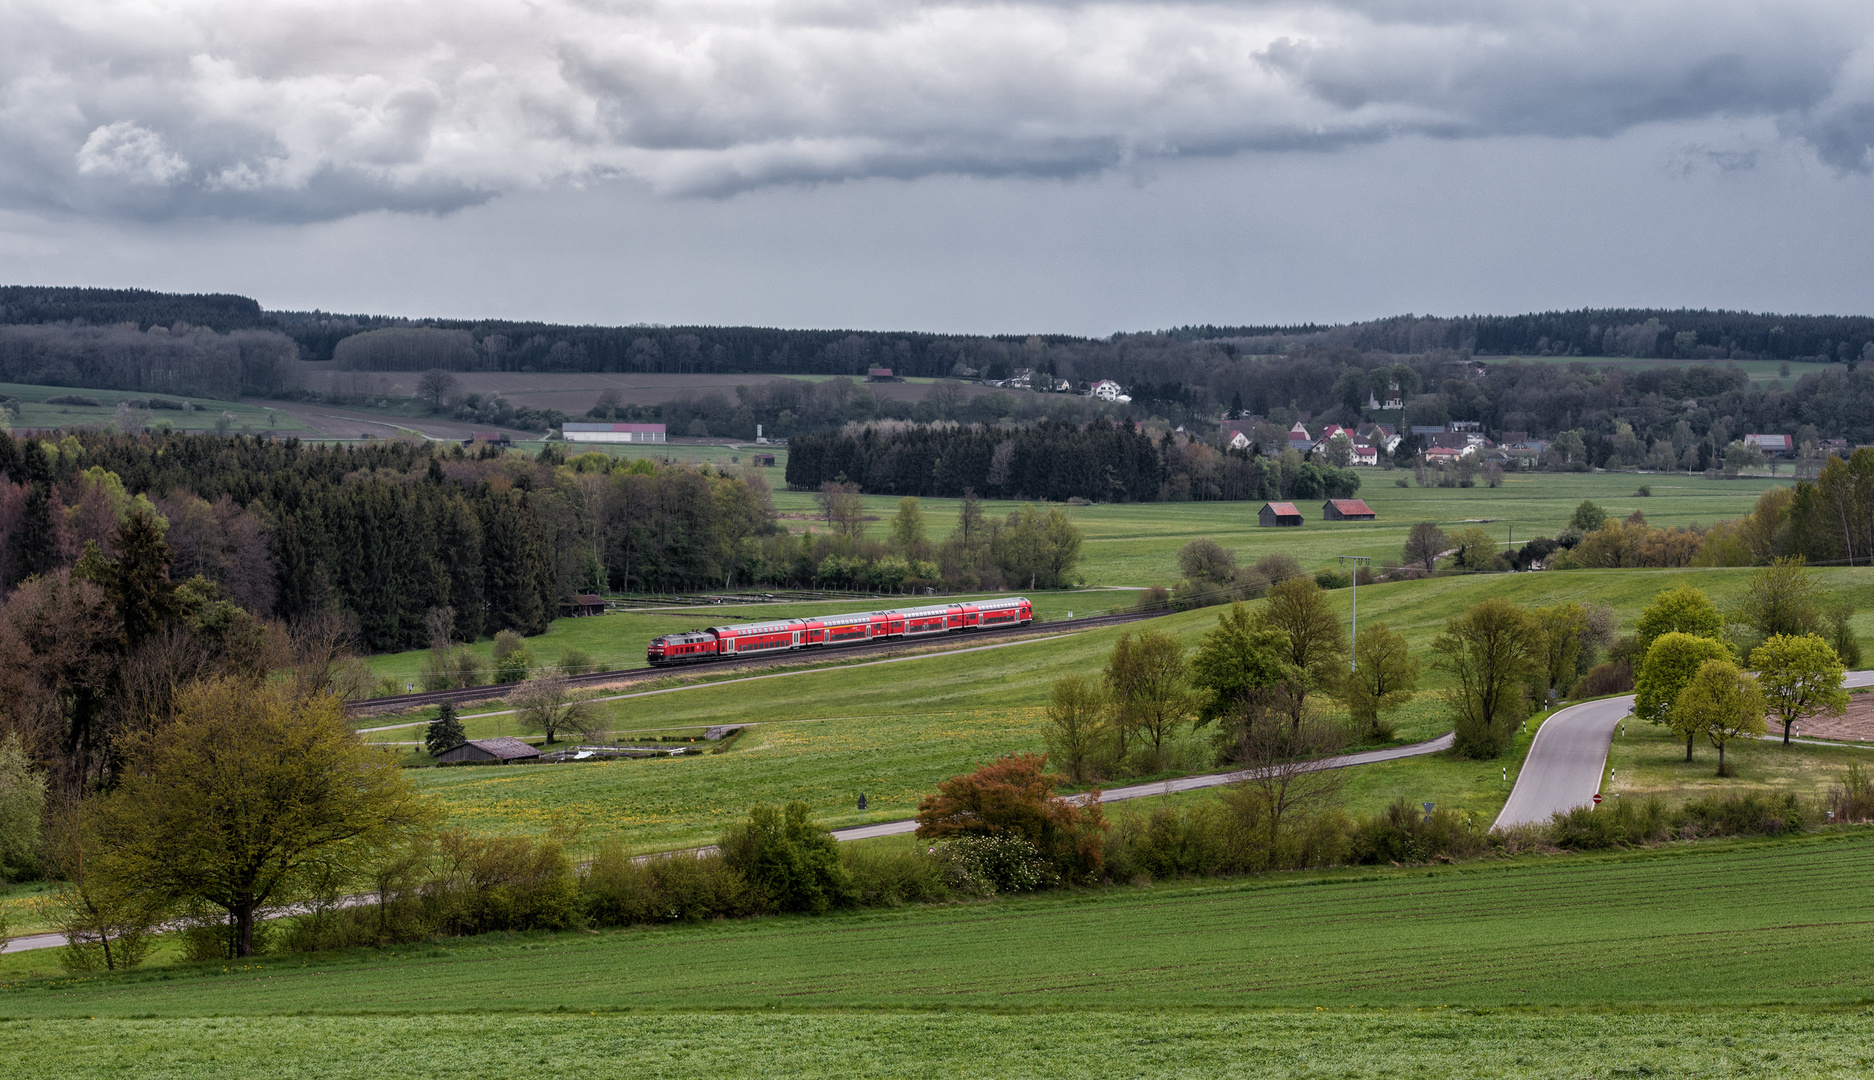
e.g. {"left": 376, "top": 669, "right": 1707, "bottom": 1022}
{"left": 365, "top": 564, "right": 1874, "bottom": 853}
{"left": 7, "top": 832, "right": 1873, "bottom": 1012}
{"left": 1, "top": 381, "right": 315, "bottom": 434}
{"left": 770, "top": 470, "right": 1790, "bottom": 586}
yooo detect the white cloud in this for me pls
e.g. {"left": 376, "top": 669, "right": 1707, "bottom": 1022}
{"left": 4, "top": 0, "right": 1874, "bottom": 220}
{"left": 75, "top": 122, "right": 189, "bottom": 184}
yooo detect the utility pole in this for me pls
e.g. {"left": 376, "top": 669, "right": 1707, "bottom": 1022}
{"left": 1337, "top": 555, "right": 1373, "bottom": 671}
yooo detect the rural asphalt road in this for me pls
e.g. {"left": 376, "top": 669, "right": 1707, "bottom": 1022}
{"left": 1493, "top": 669, "right": 1874, "bottom": 829}
{"left": 829, "top": 732, "right": 1456, "bottom": 842}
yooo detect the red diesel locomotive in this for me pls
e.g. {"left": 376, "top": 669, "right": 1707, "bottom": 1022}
{"left": 646, "top": 596, "right": 1033, "bottom": 666}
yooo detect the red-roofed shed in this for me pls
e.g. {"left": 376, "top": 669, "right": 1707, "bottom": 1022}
{"left": 1259, "top": 501, "right": 1304, "bottom": 527}
{"left": 1322, "top": 499, "right": 1376, "bottom": 521}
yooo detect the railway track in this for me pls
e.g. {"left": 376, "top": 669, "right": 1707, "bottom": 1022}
{"left": 346, "top": 608, "right": 1165, "bottom": 715}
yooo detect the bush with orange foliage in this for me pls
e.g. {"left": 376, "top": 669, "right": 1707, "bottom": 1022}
{"left": 913, "top": 752, "right": 1107, "bottom": 883}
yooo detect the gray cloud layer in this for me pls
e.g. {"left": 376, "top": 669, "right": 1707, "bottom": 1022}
{"left": 5, "top": 0, "right": 1874, "bottom": 221}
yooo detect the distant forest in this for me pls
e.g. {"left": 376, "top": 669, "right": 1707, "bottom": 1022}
{"left": 13, "top": 285, "right": 1874, "bottom": 444}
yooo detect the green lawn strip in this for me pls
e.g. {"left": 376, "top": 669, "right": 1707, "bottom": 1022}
{"left": 770, "top": 471, "right": 1789, "bottom": 586}
{"left": 1607, "top": 711, "right": 1874, "bottom": 808}
{"left": 8, "top": 832, "right": 1874, "bottom": 1016}
{"left": 4, "top": 1009, "right": 1871, "bottom": 1079}
{"left": 360, "top": 589, "right": 1128, "bottom": 684}
{"left": 1, "top": 381, "right": 315, "bottom": 434}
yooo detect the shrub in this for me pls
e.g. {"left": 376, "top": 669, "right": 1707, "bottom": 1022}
{"left": 46, "top": 394, "right": 102, "bottom": 406}
{"left": 1548, "top": 797, "right": 1668, "bottom": 851}
{"left": 719, "top": 801, "right": 850, "bottom": 913}
{"left": 421, "top": 831, "right": 582, "bottom": 935}
{"left": 931, "top": 833, "right": 1053, "bottom": 895}
{"left": 1253, "top": 552, "right": 1304, "bottom": 584}
{"left": 1673, "top": 791, "right": 1805, "bottom": 838}
{"left": 1570, "top": 661, "right": 1634, "bottom": 699}
{"left": 580, "top": 843, "right": 758, "bottom": 925}
{"left": 1828, "top": 762, "right": 1874, "bottom": 823}
{"left": 1133, "top": 584, "right": 1172, "bottom": 612}
{"left": 1313, "top": 569, "right": 1352, "bottom": 590}
{"left": 915, "top": 752, "right": 1108, "bottom": 883}
{"left": 492, "top": 630, "right": 533, "bottom": 684}
{"left": 559, "top": 648, "right": 597, "bottom": 676}
{"left": 1347, "top": 798, "right": 1482, "bottom": 865}
{"left": 841, "top": 843, "right": 950, "bottom": 907}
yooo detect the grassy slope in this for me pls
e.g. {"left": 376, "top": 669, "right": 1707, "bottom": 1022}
{"left": 379, "top": 567, "right": 1874, "bottom": 852}
{"left": 772, "top": 471, "right": 1790, "bottom": 586}
{"left": 360, "top": 589, "right": 1130, "bottom": 684}
{"left": 8, "top": 833, "right": 1874, "bottom": 1014}
{"left": 1, "top": 381, "right": 314, "bottom": 434}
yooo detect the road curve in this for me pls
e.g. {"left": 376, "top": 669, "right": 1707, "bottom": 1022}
{"left": 830, "top": 731, "right": 1456, "bottom": 842}
{"left": 1494, "top": 668, "right": 1874, "bottom": 830}
{"left": 1493, "top": 695, "right": 1633, "bottom": 829}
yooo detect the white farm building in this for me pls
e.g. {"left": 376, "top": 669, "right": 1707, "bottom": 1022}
{"left": 562, "top": 422, "right": 667, "bottom": 444}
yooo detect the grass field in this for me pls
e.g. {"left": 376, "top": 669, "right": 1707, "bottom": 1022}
{"left": 365, "top": 566, "right": 1874, "bottom": 852}
{"left": 360, "top": 588, "right": 1130, "bottom": 685}
{"left": 562, "top": 439, "right": 790, "bottom": 470}
{"left": 1, "top": 381, "right": 315, "bottom": 434}
{"left": 1607, "top": 708, "right": 1874, "bottom": 806}
{"left": 7, "top": 1008, "right": 1874, "bottom": 1078}
{"left": 772, "top": 470, "right": 1793, "bottom": 587}
{"left": 8, "top": 831, "right": 1874, "bottom": 1011}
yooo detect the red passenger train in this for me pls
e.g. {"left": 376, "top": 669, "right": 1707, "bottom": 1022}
{"left": 646, "top": 597, "right": 1033, "bottom": 666}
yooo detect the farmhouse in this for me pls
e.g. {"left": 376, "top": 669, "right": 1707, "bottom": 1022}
{"left": 867, "top": 367, "right": 902, "bottom": 382}
{"left": 1259, "top": 501, "right": 1304, "bottom": 527}
{"left": 1744, "top": 433, "right": 1793, "bottom": 454}
{"left": 562, "top": 422, "right": 666, "bottom": 444}
{"left": 752, "top": 452, "right": 777, "bottom": 467}
{"left": 436, "top": 737, "right": 542, "bottom": 765}
{"left": 1322, "top": 498, "right": 1376, "bottom": 521}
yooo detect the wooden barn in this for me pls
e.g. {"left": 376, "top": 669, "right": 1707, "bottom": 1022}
{"left": 436, "top": 737, "right": 541, "bottom": 765}
{"left": 559, "top": 593, "right": 605, "bottom": 617}
{"left": 1322, "top": 498, "right": 1376, "bottom": 521}
{"left": 1259, "top": 501, "right": 1304, "bottom": 527}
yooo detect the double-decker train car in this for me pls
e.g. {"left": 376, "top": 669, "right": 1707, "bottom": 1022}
{"left": 646, "top": 597, "right": 1033, "bottom": 666}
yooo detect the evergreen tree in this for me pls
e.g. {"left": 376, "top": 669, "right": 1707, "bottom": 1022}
{"left": 425, "top": 702, "right": 466, "bottom": 755}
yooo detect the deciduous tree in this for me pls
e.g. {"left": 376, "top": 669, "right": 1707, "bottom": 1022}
{"left": 1635, "top": 632, "right": 1734, "bottom": 761}
{"left": 1636, "top": 586, "right": 1726, "bottom": 657}
{"left": 1740, "top": 557, "right": 1825, "bottom": 642}
{"left": 1750, "top": 633, "right": 1849, "bottom": 746}
{"left": 90, "top": 678, "right": 438, "bottom": 956}
{"left": 1673, "top": 660, "right": 1766, "bottom": 777}
{"left": 1402, "top": 521, "right": 1449, "bottom": 571}
{"left": 1177, "top": 537, "right": 1237, "bottom": 584}
{"left": 507, "top": 668, "right": 604, "bottom": 744}
{"left": 1043, "top": 675, "right": 1108, "bottom": 785}
{"left": 719, "top": 801, "right": 848, "bottom": 913}
{"left": 1190, "top": 603, "right": 1292, "bottom": 745}
{"left": 1432, "top": 598, "right": 1542, "bottom": 758}
{"left": 1254, "top": 576, "right": 1348, "bottom": 725}
{"left": 1341, "top": 623, "right": 1419, "bottom": 740}
{"left": 1102, "top": 629, "right": 1192, "bottom": 764}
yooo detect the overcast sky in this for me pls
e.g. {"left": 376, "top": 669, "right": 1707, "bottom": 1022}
{"left": 3, "top": 0, "right": 1874, "bottom": 335}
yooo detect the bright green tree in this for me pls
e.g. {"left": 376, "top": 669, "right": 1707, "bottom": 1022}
{"left": 0, "top": 732, "right": 45, "bottom": 882}
{"left": 1532, "top": 602, "right": 1589, "bottom": 700}
{"left": 1673, "top": 660, "right": 1767, "bottom": 777}
{"left": 1102, "top": 629, "right": 1192, "bottom": 764}
{"left": 1635, "top": 632, "right": 1734, "bottom": 760}
{"left": 90, "top": 678, "right": 438, "bottom": 956}
{"left": 1635, "top": 586, "right": 1726, "bottom": 657}
{"left": 1189, "top": 602, "right": 1293, "bottom": 741}
{"left": 719, "top": 801, "right": 849, "bottom": 914}
{"left": 889, "top": 497, "right": 928, "bottom": 557}
{"left": 1740, "top": 557, "right": 1824, "bottom": 641}
{"left": 1750, "top": 633, "right": 1850, "bottom": 746}
{"left": 1341, "top": 623, "right": 1419, "bottom": 740}
{"left": 1254, "top": 576, "right": 1348, "bottom": 725}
